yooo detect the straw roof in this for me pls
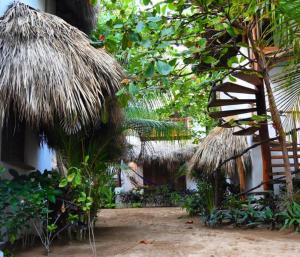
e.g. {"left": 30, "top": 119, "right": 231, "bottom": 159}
{"left": 125, "top": 136, "right": 197, "bottom": 168}
{"left": 188, "top": 127, "right": 251, "bottom": 175}
{"left": 0, "top": 3, "right": 124, "bottom": 133}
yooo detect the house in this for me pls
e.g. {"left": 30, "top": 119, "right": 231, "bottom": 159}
{"left": 0, "top": 0, "right": 123, "bottom": 176}
{"left": 116, "top": 116, "right": 198, "bottom": 203}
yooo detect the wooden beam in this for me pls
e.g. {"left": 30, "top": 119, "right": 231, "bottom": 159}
{"left": 237, "top": 157, "right": 246, "bottom": 200}
{"left": 256, "top": 80, "right": 273, "bottom": 191}
{"left": 209, "top": 108, "right": 257, "bottom": 118}
{"left": 214, "top": 82, "right": 258, "bottom": 94}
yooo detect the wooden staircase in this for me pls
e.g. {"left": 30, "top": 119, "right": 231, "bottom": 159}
{"left": 208, "top": 70, "right": 262, "bottom": 136}
{"left": 207, "top": 70, "right": 300, "bottom": 189}
{"left": 269, "top": 140, "right": 300, "bottom": 180}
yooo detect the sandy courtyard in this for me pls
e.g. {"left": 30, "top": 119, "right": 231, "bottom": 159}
{"left": 18, "top": 207, "right": 300, "bottom": 257}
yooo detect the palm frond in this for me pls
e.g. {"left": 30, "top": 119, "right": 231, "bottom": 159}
{"left": 124, "top": 105, "right": 190, "bottom": 141}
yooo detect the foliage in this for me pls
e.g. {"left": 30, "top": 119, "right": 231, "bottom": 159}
{"left": 0, "top": 170, "right": 62, "bottom": 245}
{"left": 94, "top": 0, "right": 217, "bottom": 136}
{"left": 206, "top": 196, "right": 276, "bottom": 228}
{"left": 182, "top": 179, "right": 215, "bottom": 216}
{"left": 278, "top": 201, "right": 300, "bottom": 231}
{"left": 0, "top": 163, "right": 116, "bottom": 254}
{"left": 118, "top": 185, "right": 188, "bottom": 207}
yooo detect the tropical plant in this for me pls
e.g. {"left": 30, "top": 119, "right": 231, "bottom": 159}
{"left": 182, "top": 179, "right": 215, "bottom": 217}
{"left": 0, "top": 171, "right": 62, "bottom": 247}
{"left": 206, "top": 196, "right": 276, "bottom": 228}
{"left": 278, "top": 201, "right": 300, "bottom": 231}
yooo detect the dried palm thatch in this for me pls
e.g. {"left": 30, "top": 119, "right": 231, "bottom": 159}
{"left": 188, "top": 127, "right": 251, "bottom": 176}
{"left": 57, "top": 0, "right": 99, "bottom": 34}
{"left": 125, "top": 136, "right": 197, "bottom": 169}
{"left": 0, "top": 2, "right": 124, "bottom": 134}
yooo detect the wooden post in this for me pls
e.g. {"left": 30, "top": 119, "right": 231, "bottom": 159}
{"left": 251, "top": 24, "right": 272, "bottom": 191}
{"left": 236, "top": 157, "right": 246, "bottom": 199}
{"left": 292, "top": 114, "right": 300, "bottom": 178}
{"left": 256, "top": 81, "right": 273, "bottom": 191}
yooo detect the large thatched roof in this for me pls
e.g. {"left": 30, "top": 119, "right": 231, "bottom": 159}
{"left": 188, "top": 127, "right": 251, "bottom": 175}
{"left": 125, "top": 136, "right": 197, "bottom": 168}
{"left": 0, "top": 3, "right": 124, "bottom": 133}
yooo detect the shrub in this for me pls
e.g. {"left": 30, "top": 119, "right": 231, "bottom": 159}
{"left": 182, "top": 180, "right": 214, "bottom": 216}
{"left": 278, "top": 201, "right": 300, "bottom": 231}
{"left": 205, "top": 196, "right": 277, "bottom": 228}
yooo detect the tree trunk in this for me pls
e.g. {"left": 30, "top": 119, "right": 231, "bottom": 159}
{"left": 248, "top": 27, "right": 294, "bottom": 196}
{"left": 263, "top": 74, "right": 294, "bottom": 196}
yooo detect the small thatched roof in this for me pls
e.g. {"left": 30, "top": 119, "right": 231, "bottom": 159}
{"left": 125, "top": 136, "right": 197, "bottom": 169}
{"left": 188, "top": 127, "right": 251, "bottom": 175}
{"left": 0, "top": 3, "right": 124, "bottom": 133}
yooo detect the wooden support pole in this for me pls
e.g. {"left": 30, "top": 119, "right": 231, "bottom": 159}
{"left": 236, "top": 157, "right": 246, "bottom": 199}
{"left": 256, "top": 81, "right": 273, "bottom": 191}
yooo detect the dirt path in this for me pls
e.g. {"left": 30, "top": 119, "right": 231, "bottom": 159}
{"left": 18, "top": 207, "right": 300, "bottom": 257}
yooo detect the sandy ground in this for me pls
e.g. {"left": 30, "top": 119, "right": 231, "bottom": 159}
{"left": 17, "top": 207, "right": 300, "bottom": 257}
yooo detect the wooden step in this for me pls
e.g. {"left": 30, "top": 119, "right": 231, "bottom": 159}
{"left": 233, "top": 71, "right": 262, "bottom": 86}
{"left": 271, "top": 163, "right": 297, "bottom": 168}
{"left": 213, "top": 82, "right": 258, "bottom": 94}
{"left": 270, "top": 147, "right": 300, "bottom": 151}
{"left": 221, "top": 118, "right": 255, "bottom": 128}
{"left": 209, "top": 108, "right": 257, "bottom": 118}
{"left": 271, "top": 172, "right": 291, "bottom": 176}
{"left": 208, "top": 98, "right": 256, "bottom": 107}
{"left": 269, "top": 141, "right": 294, "bottom": 147}
{"left": 271, "top": 155, "right": 300, "bottom": 159}
{"left": 270, "top": 179, "right": 286, "bottom": 184}
{"left": 233, "top": 126, "right": 260, "bottom": 136}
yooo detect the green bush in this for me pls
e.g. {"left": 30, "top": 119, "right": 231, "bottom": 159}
{"left": 279, "top": 201, "right": 300, "bottom": 231}
{"left": 206, "top": 196, "right": 276, "bottom": 227}
{"left": 182, "top": 180, "right": 214, "bottom": 217}
{"left": 0, "top": 170, "right": 62, "bottom": 244}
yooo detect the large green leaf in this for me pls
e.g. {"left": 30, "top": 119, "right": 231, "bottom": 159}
{"left": 156, "top": 61, "right": 173, "bottom": 75}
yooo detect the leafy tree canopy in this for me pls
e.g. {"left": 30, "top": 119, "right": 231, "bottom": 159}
{"left": 92, "top": 0, "right": 300, "bottom": 137}
{"left": 92, "top": 0, "right": 221, "bottom": 136}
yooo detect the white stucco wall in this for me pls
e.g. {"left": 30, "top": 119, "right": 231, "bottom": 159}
{"left": 0, "top": 0, "right": 56, "bottom": 16}
{"left": 186, "top": 175, "right": 197, "bottom": 191}
{"left": 24, "top": 128, "right": 56, "bottom": 172}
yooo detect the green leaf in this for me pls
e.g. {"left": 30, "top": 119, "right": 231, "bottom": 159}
{"left": 129, "top": 84, "right": 139, "bottom": 95}
{"left": 140, "top": 39, "right": 151, "bottom": 48}
{"left": 48, "top": 194, "right": 56, "bottom": 204}
{"left": 59, "top": 178, "right": 68, "bottom": 188}
{"left": 198, "top": 38, "right": 207, "bottom": 50}
{"left": 136, "top": 21, "right": 145, "bottom": 32}
{"left": 67, "top": 173, "right": 75, "bottom": 182}
{"left": 143, "top": 0, "right": 151, "bottom": 5}
{"left": 74, "top": 174, "right": 82, "bottom": 186}
{"left": 113, "top": 23, "right": 124, "bottom": 29}
{"left": 203, "top": 56, "right": 217, "bottom": 65}
{"left": 161, "top": 27, "right": 174, "bottom": 37}
{"left": 227, "top": 56, "right": 239, "bottom": 67}
{"left": 128, "top": 31, "right": 141, "bottom": 42}
{"left": 156, "top": 60, "right": 173, "bottom": 75}
{"left": 145, "top": 62, "right": 155, "bottom": 77}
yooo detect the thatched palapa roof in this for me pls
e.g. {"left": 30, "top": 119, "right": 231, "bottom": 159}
{"left": 0, "top": 3, "right": 124, "bottom": 133}
{"left": 188, "top": 127, "right": 251, "bottom": 175}
{"left": 125, "top": 136, "right": 197, "bottom": 168}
